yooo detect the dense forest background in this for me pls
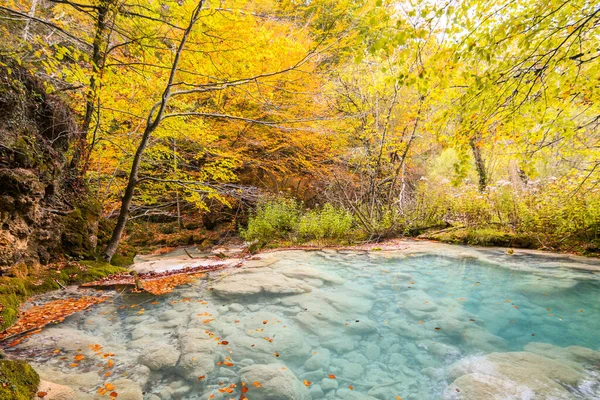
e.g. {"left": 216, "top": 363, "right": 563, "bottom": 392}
{"left": 1, "top": 0, "right": 599, "bottom": 264}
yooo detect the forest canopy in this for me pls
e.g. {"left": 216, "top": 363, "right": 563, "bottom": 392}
{"left": 1, "top": 0, "right": 599, "bottom": 257}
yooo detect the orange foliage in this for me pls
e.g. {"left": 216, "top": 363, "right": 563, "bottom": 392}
{"left": 1, "top": 297, "right": 108, "bottom": 342}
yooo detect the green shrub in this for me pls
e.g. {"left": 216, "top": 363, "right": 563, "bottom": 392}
{"left": 298, "top": 204, "right": 354, "bottom": 240}
{"left": 240, "top": 198, "right": 301, "bottom": 243}
{"left": 240, "top": 199, "right": 357, "bottom": 245}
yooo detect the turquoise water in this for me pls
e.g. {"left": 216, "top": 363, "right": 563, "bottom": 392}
{"left": 5, "top": 249, "right": 600, "bottom": 399}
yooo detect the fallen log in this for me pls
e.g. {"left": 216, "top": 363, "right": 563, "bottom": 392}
{"left": 80, "top": 262, "right": 242, "bottom": 294}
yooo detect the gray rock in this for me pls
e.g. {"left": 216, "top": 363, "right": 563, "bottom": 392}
{"left": 364, "top": 343, "right": 381, "bottom": 361}
{"left": 304, "top": 348, "right": 331, "bottom": 371}
{"left": 335, "top": 388, "right": 378, "bottom": 399}
{"left": 229, "top": 303, "right": 245, "bottom": 312}
{"left": 138, "top": 343, "right": 180, "bottom": 371}
{"left": 388, "top": 353, "right": 407, "bottom": 366}
{"left": 309, "top": 383, "right": 325, "bottom": 399}
{"left": 320, "top": 376, "right": 339, "bottom": 391}
{"left": 342, "top": 362, "right": 364, "bottom": 380}
{"left": 239, "top": 364, "right": 311, "bottom": 400}
{"left": 300, "top": 369, "right": 325, "bottom": 382}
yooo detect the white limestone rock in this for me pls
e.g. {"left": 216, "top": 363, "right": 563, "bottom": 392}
{"left": 239, "top": 364, "right": 311, "bottom": 400}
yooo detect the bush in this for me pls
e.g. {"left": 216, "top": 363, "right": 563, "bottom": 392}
{"left": 240, "top": 199, "right": 356, "bottom": 245}
{"left": 298, "top": 204, "right": 354, "bottom": 240}
{"left": 240, "top": 198, "right": 301, "bottom": 243}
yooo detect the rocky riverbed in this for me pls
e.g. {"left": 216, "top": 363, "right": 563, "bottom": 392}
{"left": 4, "top": 243, "right": 600, "bottom": 399}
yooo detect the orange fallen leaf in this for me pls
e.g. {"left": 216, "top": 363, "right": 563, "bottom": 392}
{"left": 109, "top": 392, "right": 118, "bottom": 398}
{"left": 303, "top": 380, "right": 312, "bottom": 387}
{"left": 349, "top": 385, "right": 354, "bottom": 390}
{"left": 69, "top": 363, "right": 78, "bottom": 367}
{"left": 396, "top": 396, "right": 402, "bottom": 400}
{"left": 88, "top": 344, "right": 103, "bottom": 352}
{"left": 104, "top": 372, "right": 112, "bottom": 378}
{"left": 74, "top": 354, "right": 85, "bottom": 361}
{"left": 0, "top": 297, "right": 108, "bottom": 341}
{"left": 219, "top": 341, "right": 229, "bottom": 345}
{"left": 223, "top": 361, "right": 234, "bottom": 367}
{"left": 328, "top": 374, "right": 336, "bottom": 379}
{"left": 37, "top": 392, "right": 48, "bottom": 398}
{"left": 198, "top": 376, "right": 205, "bottom": 381}
{"left": 252, "top": 381, "right": 262, "bottom": 388}
{"left": 105, "top": 383, "right": 115, "bottom": 391}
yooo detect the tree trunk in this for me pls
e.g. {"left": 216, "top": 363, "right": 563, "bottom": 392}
{"left": 101, "top": 0, "right": 205, "bottom": 262}
{"left": 22, "top": 0, "right": 38, "bottom": 40}
{"left": 469, "top": 137, "right": 487, "bottom": 192}
{"left": 70, "top": 0, "right": 112, "bottom": 173}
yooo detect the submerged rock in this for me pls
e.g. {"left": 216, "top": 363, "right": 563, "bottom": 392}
{"left": 239, "top": 363, "right": 310, "bottom": 400}
{"left": 304, "top": 348, "right": 331, "bottom": 371}
{"left": 138, "top": 343, "right": 180, "bottom": 371}
{"left": 444, "top": 349, "right": 599, "bottom": 399}
{"left": 210, "top": 269, "right": 313, "bottom": 297}
{"left": 176, "top": 329, "right": 218, "bottom": 381}
{"left": 36, "top": 380, "right": 77, "bottom": 400}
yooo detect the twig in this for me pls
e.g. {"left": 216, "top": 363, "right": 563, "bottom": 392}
{"left": 183, "top": 248, "right": 197, "bottom": 259}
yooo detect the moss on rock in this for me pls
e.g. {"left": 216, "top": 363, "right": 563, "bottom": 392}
{"left": 0, "top": 261, "right": 124, "bottom": 331}
{"left": 0, "top": 360, "right": 40, "bottom": 400}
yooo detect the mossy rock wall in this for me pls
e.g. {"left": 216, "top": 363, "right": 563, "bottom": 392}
{"left": 0, "top": 56, "right": 99, "bottom": 270}
{"left": 0, "top": 360, "right": 39, "bottom": 400}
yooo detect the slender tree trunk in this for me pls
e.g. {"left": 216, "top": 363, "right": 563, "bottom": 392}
{"left": 22, "top": 0, "right": 38, "bottom": 40}
{"left": 102, "top": 0, "right": 205, "bottom": 262}
{"left": 71, "top": 0, "right": 112, "bottom": 172}
{"left": 469, "top": 137, "right": 487, "bottom": 192}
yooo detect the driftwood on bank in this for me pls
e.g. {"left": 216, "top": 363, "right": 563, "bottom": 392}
{"left": 80, "top": 262, "right": 239, "bottom": 288}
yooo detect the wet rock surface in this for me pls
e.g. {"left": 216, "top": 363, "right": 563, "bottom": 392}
{"left": 4, "top": 248, "right": 600, "bottom": 399}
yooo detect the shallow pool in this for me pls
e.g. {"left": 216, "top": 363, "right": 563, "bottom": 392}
{"left": 5, "top": 245, "right": 600, "bottom": 399}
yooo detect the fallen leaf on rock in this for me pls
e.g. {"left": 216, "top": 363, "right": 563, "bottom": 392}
{"left": 81, "top": 264, "right": 235, "bottom": 294}
{"left": 74, "top": 354, "right": 85, "bottom": 361}
{"left": 252, "top": 381, "right": 262, "bottom": 388}
{"left": 348, "top": 385, "right": 354, "bottom": 390}
{"left": 303, "top": 380, "right": 312, "bottom": 387}
{"left": 37, "top": 392, "right": 48, "bottom": 398}
{"left": 328, "top": 374, "right": 336, "bottom": 379}
{"left": 89, "top": 344, "right": 103, "bottom": 352}
{"left": 105, "top": 383, "right": 115, "bottom": 391}
{"left": 0, "top": 297, "right": 108, "bottom": 341}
